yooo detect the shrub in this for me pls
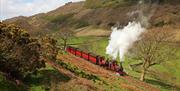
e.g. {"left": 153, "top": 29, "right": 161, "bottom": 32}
{"left": 50, "top": 13, "right": 74, "bottom": 24}
{"left": 70, "top": 19, "right": 89, "bottom": 29}
{"left": 0, "top": 22, "right": 45, "bottom": 80}
{"left": 0, "top": 22, "right": 59, "bottom": 80}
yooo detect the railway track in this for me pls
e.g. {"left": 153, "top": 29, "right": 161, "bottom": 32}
{"left": 57, "top": 53, "right": 160, "bottom": 91}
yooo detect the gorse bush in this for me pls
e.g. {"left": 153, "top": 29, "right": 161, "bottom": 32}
{"left": 0, "top": 22, "right": 45, "bottom": 79}
{"left": 0, "top": 22, "right": 59, "bottom": 80}
{"left": 40, "top": 36, "right": 59, "bottom": 60}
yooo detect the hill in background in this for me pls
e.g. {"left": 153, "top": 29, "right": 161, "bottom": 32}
{"left": 1, "top": 0, "right": 180, "bottom": 91}
{"left": 2, "top": 0, "right": 180, "bottom": 39}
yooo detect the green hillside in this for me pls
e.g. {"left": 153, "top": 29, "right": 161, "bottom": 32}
{"left": 1, "top": 0, "right": 180, "bottom": 91}
{"left": 67, "top": 36, "right": 180, "bottom": 91}
{"left": 3, "top": 1, "right": 180, "bottom": 36}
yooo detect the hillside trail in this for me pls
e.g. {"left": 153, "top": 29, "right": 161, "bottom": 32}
{"left": 58, "top": 53, "right": 160, "bottom": 91}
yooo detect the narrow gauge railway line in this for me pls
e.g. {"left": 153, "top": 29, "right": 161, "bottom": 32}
{"left": 58, "top": 53, "right": 160, "bottom": 91}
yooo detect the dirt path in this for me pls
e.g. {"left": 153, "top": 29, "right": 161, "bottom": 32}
{"left": 58, "top": 53, "right": 160, "bottom": 91}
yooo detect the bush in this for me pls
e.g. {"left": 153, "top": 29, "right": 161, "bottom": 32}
{"left": 0, "top": 22, "right": 45, "bottom": 80}
{"left": 69, "top": 19, "right": 89, "bottom": 29}
{"left": 0, "top": 22, "right": 59, "bottom": 80}
{"left": 50, "top": 13, "right": 74, "bottom": 24}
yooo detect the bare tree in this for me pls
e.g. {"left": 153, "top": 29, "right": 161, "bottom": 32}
{"left": 129, "top": 29, "right": 176, "bottom": 81}
{"left": 58, "top": 28, "right": 74, "bottom": 50}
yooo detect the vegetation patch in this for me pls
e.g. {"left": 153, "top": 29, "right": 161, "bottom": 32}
{"left": 0, "top": 72, "right": 26, "bottom": 91}
{"left": 84, "top": 0, "right": 180, "bottom": 9}
{"left": 69, "top": 19, "right": 89, "bottom": 29}
{"left": 56, "top": 60, "right": 101, "bottom": 82}
{"left": 23, "top": 66, "right": 71, "bottom": 91}
{"left": 46, "top": 13, "right": 89, "bottom": 31}
{"left": 84, "top": 0, "right": 138, "bottom": 9}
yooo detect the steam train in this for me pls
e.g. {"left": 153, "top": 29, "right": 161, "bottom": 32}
{"left": 66, "top": 46, "right": 126, "bottom": 76}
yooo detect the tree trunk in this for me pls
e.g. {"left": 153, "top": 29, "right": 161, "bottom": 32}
{"left": 140, "top": 68, "right": 146, "bottom": 81}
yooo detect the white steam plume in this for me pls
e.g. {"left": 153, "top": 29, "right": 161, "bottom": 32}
{"left": 106, "top": 0, "right": 157, "bottom": 62}
{"left": 106, "top": 21, "right": 145, "bottom": 62}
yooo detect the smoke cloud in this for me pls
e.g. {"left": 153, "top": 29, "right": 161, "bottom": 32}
{"left": 106, "top": 0, "right": 157, "bottom": 62}
{"left": 106, "top": 22, "right": 145, "bottom": 62}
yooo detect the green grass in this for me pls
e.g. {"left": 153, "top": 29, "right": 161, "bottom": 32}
{"left": 123, "top": 47, "right": 180, "bottom": 91}
{"left": 0, "top": 63, "right": 71, "bottom": 91}
{"left": 68, "top": 36, "right": 109, "bottom": 56}
{"left": 66, "top": 36, "right": 180, "bottom": 91}
{"left": 23, "top": 64, "right": 71, "bottom": 91}
{"left": 0, "top": 72, "right": 26, "bottom": 91}
{"left": 151, "top": 47, "right": 180, "bottom": 90}
{"left": 2, "top": 36, "right": 179, "bottom": 91}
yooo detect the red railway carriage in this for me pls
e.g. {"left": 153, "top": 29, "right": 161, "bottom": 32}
{"left": 66, "top": 46, "right": 71, "bottom": 52}
{"left": 75, "top": 49, "right": 82, "bottom": 57}
{"left": 66, "top": 46, "right": 75, "bottom": 54}
{"left": 81, "top": 51, "right": 89, "bottom": 60}
{"left": 66, "top": 46, "right": 126, "bottom": 76}
{"left": 88, "top": 53, "right": 97, "bottom": 63}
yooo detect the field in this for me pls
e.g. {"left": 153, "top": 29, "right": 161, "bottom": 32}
{"left": 1, "top": 33, "right": 179, "bottom": 91}
{"left": 65, "top": 36, "right": 180, "bottom": 91}
{"left": 1, "top": 0, "right": 180, "bottom": 91}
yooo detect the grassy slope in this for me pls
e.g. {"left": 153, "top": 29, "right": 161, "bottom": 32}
{"left": 67, "top": 36, "right": 180, "bottom": 91}
{"left": 0, "top": 60, "right": 131, "bottom": 91}
{"left": 1, "top": 36, "right": 179, "bottom": 91}
{"left": 1, "top": 1, "right": 180, "bottom": 91}
{"left": 0, "top": 64, "right": 71, "bottom": 91}
{"left": 24, "top": 64, "right": 72, "bottom": 91}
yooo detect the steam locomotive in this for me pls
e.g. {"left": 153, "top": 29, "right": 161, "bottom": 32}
{"left": 66, "top": 46, "right": 126, "bottom": 76}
